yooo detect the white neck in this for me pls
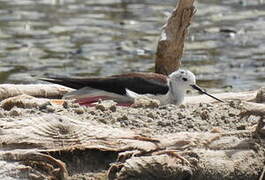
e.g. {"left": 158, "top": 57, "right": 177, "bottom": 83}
{"left": 169, "top": 84, "right": 185, "bottom": 104}
{"left": 158, "top": 82, "right": 185, "bottom": 105}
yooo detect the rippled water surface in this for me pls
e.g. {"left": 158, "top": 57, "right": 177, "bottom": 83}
{"left": 0, "top": 0, "right": 264, "bottom": 92}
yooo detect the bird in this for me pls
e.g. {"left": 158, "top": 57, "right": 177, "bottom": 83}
{"left": 40, "top": 69, "right": 224, "bottom": 106}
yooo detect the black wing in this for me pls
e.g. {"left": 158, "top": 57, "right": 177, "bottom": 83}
{"left": 40, "top": 73, "right": 169, "bottom": 95}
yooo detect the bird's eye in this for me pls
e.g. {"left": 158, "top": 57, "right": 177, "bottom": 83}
{"left": 182, "top": 78, "right": 188, "bottom": 81}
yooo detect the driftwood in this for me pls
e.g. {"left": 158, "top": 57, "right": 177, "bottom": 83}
{"left": 0, "top": 84, "right": 72, "bottom": 100}
{"left": 0, "top": 111, "right": 264, "bottom": 179}
{"left": 0, "top": 85, "right": 265, "bottom": 179}
{"left": 155, "top": 0, "right": 196, "bottom": 75}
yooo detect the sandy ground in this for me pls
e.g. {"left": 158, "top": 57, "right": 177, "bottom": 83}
{"left": 0, "top": 94, "right": 264, "bottom": 179}
{"left": 0, "top": 98, "right": 258, "bottom": 136}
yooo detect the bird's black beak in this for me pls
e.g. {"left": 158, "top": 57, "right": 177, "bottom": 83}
{"left": 191, "top": 84, "right": 224, "bottom": 103}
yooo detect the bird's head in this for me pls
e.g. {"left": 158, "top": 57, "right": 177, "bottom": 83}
{"left": 169, "top": 69, "right": 196, "bottom": 89}
{"left": 169, "top": 69, "right": 224, "bottom": 103}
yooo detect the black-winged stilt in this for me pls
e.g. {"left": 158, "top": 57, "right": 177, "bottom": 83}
{"left": 41, "top": 69, "right": 223, "bottom": 106}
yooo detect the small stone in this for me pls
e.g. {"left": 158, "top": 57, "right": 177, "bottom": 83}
{"left": 39, "top": 102, "right": 50, "bottom": 110}
{"left": 237, "top": 124, "right": 246, "bottom": 130}
{"left": 157, "top": 120, "right": 170, "bottom": 127}
{"left": 98, "top": 118, "right": 107, "bottom": 124}
{"left": 189, "top": 157, "right": 199, "bottom": 166}
{"left": 179, "top": 104, "right": 186, "bottom": 109}
{"left": 89, "top": 111, "right": 96, "bottom": 115}
{"left": 228, "top": 112, "right": 235, "bottom": 117}
{"left": 186, "top": 117, "right": 192, "bottom": 120}
{"left": 177, "top": 112, "right": 185, "bottom": 119}
{"left": 95, "top": 104, "right": 106, "bottom": 111}
{"left": 187, "top": 123, "right": 194, "bottom": 128}
{"left": 72, "top": 103, "right": 80, "bottom": 108}
{"left": 147, "top": 112, "right": 155, "bottom": 119}
{"left": 74, "top": 108, "right": 84, "bottom": 114}
{"left": 224, "top": 119, "right": 230, "bottom": 124}
{"left": 9, "top": 108, "right": 21, "bottom": 116}
{"left": 147, "top": 118, "right": 153, "bottom": 123}
{"left": 206, "top": 103, "right": 213, "bottom": 107}
{"left": 117, "top": 115, "right": 128, "bottom": 121}
{"left": 229, "top": 100, "right": 238, "bottom": 108}
{"left": 109, "top": 105, "right": 117, "bottom": 112}
{"left": 221, "top": 115, "right": 226, "bottom": 120}
{"left": 200, "top": 110, "right": 209, "bottom": 120}
{"left": 46, "top": 105, "right": 55, "bottom": 113}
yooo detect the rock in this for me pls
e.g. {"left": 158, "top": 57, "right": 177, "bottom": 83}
{"left": 95, "top": 104, "right": 106, "bottom": 111}
{"left": 46, "top": 105, "right": 56, "bottom": 113}
{"left": 147, "top": 112, "right": 155, "bottom": 119}
{"left": 179, "top": 104, "right": 186, "bottom": 109}
{"left": 237, "top": 124, "right": 246, "bottom": 130}
{"left": 132, "top": 96, "right": 160, "bottom": 108}
{"left": 95, "top": 100, "right": 117, "bottom": 112}
{"left": 74, "top": 108, "right": 84, "bottom": 114}
{"left": 177, "top": 112, "right": 185, "bottom": 119}
{"left": 200, "top": 110, "right": 209, "bottom": 120}
{"left": 109, "top": 105, "right": 117, "bottom": 112}
{"left": 117, "top": 115, "right": 128, "bottom": 121}
{"left": 9, "top": 108, "right": 22, "bottom": 116}
{"left": 228, "top": 112, "right": 236, "bottom": 117}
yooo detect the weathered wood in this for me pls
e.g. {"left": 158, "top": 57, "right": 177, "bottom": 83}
{"left": 0, "top": 84, "right": 73, "bottom": 100}
{"left": 155, "top": 0, "right": 196, "bottom": 75}
{"left": 0, "top": 110, "right": 264, "bottom": 180}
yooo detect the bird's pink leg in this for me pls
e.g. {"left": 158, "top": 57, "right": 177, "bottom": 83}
{"left": 75, "top": 96, "right": 108, "bottom": 106}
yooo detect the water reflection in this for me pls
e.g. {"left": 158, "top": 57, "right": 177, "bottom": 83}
{"left": 0, "top": 0, "right": 264, "bottom": 93}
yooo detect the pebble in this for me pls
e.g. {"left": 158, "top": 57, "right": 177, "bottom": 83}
{"left": 74, "top": 108, "right": 84, "bottom": 114}
{"left": 157, "top": 120, "right": 170, "bottom": 127}
{"left": 179, "top": 104, "right": 186, "bottom": 109}
{"left": 95, "top": 104, "right": 106, "bottom": 111}
{"left": 228, "top": 112, "right": 236, "bottom": 117}
{"left": 9, "top": 108, "right": 21, "bottom": 116}
{"left": 117, "top": 115, "right": 128, "bottom": 121}
{"left": 200, "top": 110, "right": 209, "bottom": 120}
{"left": 109, "top": 105, "right": 117, "bottom": 112}
{"left": 98, "top": 118, "right": 107, "bottom": 124}
{"left": 39, "top": 102, "right": 50, "bottom": 110}
{"left": 237, "top": 124, "right": 246, "bottom": 130}
{"left": 147, "top": 112, "right": 155, "bottom": 119}
{"left": 71, "top": 103, "right": 81, "bottom": 108}
{"left": 89, "top": 111, "right": 96, "bottom": 115}
{"left": 46, "top": 105, "right": 55, "bottom": 113}
{"left": 221, "top": 115, "right": 226, "bottom": 120}
{"left": 177, "top": 112, "right": 185, "bottom": 119}
{"left": 187, "top": 123, "right": 194, "bottom": 128}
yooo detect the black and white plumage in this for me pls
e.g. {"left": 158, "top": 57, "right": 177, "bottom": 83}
{"left": 41, "top": 69, "right": 223, "bottom": 106}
